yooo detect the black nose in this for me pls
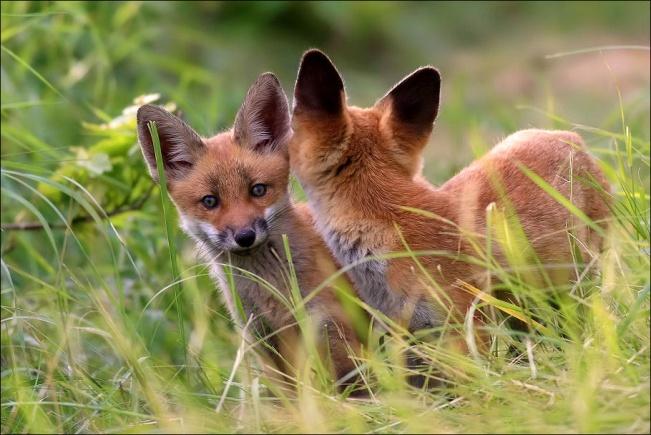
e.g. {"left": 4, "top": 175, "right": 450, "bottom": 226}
{"left": 234, "top": 229, "right": 256, "bottom": 248}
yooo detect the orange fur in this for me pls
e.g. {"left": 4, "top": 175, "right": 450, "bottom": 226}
{"left": 290, "top": 50, "right": 611, "bottom": 349}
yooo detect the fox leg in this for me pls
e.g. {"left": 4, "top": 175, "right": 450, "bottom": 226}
{"left": 318, "top": 317, "right": 368, "bottom": 397}
{"left": 252, "top": 321, "right": 302, "bottom": 394}
{"left": 404, "top": 299, "right": 490, "bottom": 389}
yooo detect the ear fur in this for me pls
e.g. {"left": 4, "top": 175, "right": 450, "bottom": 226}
{"left": 293, "top": 49, "right": 345, "bottom": 117}
{"left": 233, "top": 72, "right": 291, "bottom": 153}
{"left": 377, "top": 67, "right": 441, "bottom": 134}
{"left": 136, "top": 104, "right": 204, "bottom": 181}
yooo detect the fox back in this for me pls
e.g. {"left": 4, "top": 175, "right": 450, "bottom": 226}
{"left": 289, "top": 50, "right": 610, "bottom": 333}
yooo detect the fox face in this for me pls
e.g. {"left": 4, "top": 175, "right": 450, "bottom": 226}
{"left": 290, "top": 49, "right": 441, "bottom": 199}
{"left": 169, "top": 139, "right": 289, "bottom": 254}
{"left": 137, "top": 73, "right": 292, "bottom": 255}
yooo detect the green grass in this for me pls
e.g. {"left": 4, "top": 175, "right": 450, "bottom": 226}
{"left": 1, "top": 2, "right": 649, "bottom": 433}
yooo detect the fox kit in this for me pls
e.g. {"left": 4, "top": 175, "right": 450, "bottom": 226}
{"left": 137, "top": 73, "right": 364, "bottom": 394}
{"left": 289, "top": 50, "right": 610, "bottom": 349}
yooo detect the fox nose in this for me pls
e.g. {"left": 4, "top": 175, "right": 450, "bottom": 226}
{"left": 234, "top": 228, "right": 256, "bottom": 248}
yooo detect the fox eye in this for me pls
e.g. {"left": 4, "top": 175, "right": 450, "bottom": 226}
{"left": 201, "top": 195, "right": 219, "bottom": 209}
{"left": 250, "top": 183, "right": 267, "bottom": 198}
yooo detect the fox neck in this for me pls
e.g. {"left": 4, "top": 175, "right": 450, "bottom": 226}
{"left": 301, "top": 174, "right": 448, "bottom": 330}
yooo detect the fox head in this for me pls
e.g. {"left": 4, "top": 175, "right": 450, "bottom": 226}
{"left": 289, "top": 49, "right": 440, "bottom": 194}
{"left": 137, "top": 73, "right": 292, "bottom": 255}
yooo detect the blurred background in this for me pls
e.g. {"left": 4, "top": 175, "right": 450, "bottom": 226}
{"left": 0, "top": 3, "right": 649, "bottom": 431}
{"left": 2, "top": 1, "right": 649, "bottom": 179}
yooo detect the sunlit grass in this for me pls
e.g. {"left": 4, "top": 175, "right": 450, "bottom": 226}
{"left": 2, "top": 90, "right": 648, "bottom": 434}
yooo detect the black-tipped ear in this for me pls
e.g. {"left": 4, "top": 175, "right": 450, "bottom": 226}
{"left": 233, "top": 73, "right": 291, "bottom": 153}
{"left": 136, "top": 104, "right": 204, "bottom": 181}
{"left": 379, "top": 67, "right": 441, "bottom": 132}
{"left": 294, "top": 49, "right": 345, "bottom": 116}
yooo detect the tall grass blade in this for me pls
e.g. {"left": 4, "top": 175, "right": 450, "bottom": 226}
{"left": 147, "top": 121, "right": 187, "bottom": 366}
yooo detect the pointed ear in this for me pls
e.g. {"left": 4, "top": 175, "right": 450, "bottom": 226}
{"left": 377, "top": 67, "right": 441, "bottom": 135}
{"left": 233, "top": 73, "right": 291, "bottom": 153}
{"left": 293, "top": 49, "right": 345, "bottom": 117}
{"left": 136, "top": 104, "right": 205, "bottom": 182}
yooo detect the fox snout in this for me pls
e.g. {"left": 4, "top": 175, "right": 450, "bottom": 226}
{"left": 234, "top": 228, "right": 257, "bottom": 248}
{"left": 220, "top": 218, "right": 270, "bottom": 254}
{"left": 181, "top": 215, "right": 270, "bottom": 255}
{"left": 231, "top": 218, "right": 270, "bottom": 251}
{"left": 219, "top": 218, "right": 269, "bottom": 254}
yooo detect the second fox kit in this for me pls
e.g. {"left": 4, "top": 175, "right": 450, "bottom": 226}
{"left": 289, "top": 50, "right": 610, "bottom": 342}
{"left": 137, "top": 73, "right": 363, "bottom": 392}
